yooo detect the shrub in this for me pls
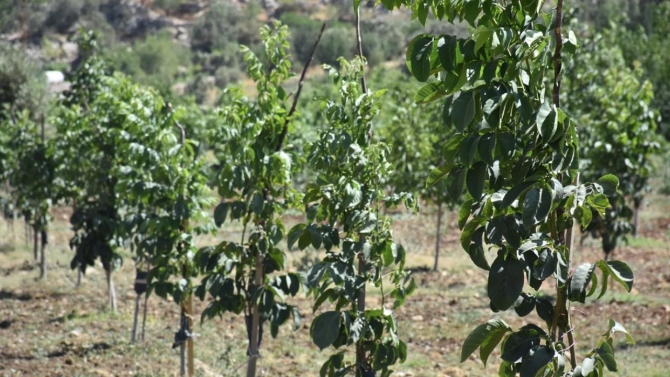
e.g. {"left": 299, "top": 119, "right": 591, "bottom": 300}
{"left": 106, "top": 31, "right": 191, "bottom": 96}
{"left": 0, "top": 43, "right": 48, "bottom": 119}
{"left": 190, "top": 0, "right": 261, "bottom": 53}
{"left": 313, "top": 26, "right": 355, "bottom": 67}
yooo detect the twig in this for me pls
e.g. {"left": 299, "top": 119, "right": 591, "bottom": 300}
{"left": 275, "top": 23, "right": 326, "bottom": 153}
{"left": 552, "top": 0, "right": 564, "bottom": 108}
{"left": 354, "top": 6, "right": 367, "bottom": 94}
{"left": 168, "top": 103, "right": 186, "bottom": 145}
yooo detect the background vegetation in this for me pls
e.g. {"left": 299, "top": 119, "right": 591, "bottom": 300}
{"left": 0, "top": 0, "right": 669, "bottom": 376}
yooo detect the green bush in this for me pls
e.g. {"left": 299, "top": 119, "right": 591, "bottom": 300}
{"left": 106, "top": 31, "right": 191, "bottom": 96}
{"left": 191, "top": 0, "right": 261, "bottom": 53}
{"left": 0, "top": 43, "right": 48, "bottom": 119}
{"left": 314, "top": 27, "right": 355, "bottom": 67}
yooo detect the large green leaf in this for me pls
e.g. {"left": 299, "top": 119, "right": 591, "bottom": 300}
{"left": 406, "top": 34, "right": 434, "bottom": 82}
{"left": 446, "top": 165, "right": 466, "bottom": 201}
{"left": 427, "top": 164, "right": 453, "bottom": 188}
{"left": 519, "top": 346, "right": 554, "bottom": 377}
{"left": 596, "top": 340, "right": 617, "bottom": 372}
{"left": 452, "top": 91, "right": 476, "bottom": 131}
{"left": 213, "top": 202, "right": 229, "bottom": 227}
{"left": 415, "top": 82, "right": 446, "bottom": 104}
{"left": 310, "top": 311, "right": 341, "bottom": 350}
{"left": 596, "top": 260, "right": 634, "bottom": 292}
{"left": 437, "top": 35, "right": 462, "bottom": 73}
{"left": 501, "top": 181, "right": 535, "bottom": 209}
{"left": 461, "top": 215, "right": 488, "bottom": 251}
{"left": 522, "top": 187, "right": 552, "bottom": 228}
{"left": 459, "top": 135, "right": 480, "bottom": 167}
{"left": 442, "top": 133, "right": 465, "bottom": 162}
{"left": 596, "top": 174, "right": 619, "bottom": 197}
{"left": 500, "top": 328, "right": 542, "bottom": 363}
{"left": 460, "top": 319, "right": 511, "bottom": 363}
{"left": 569, "top": 263, "right": 595, "bottom": 303}
{"left": 466, "top": 161, "right": 487, "bottom": 200}
{"left": 488, "top": 254, "right": 525, "bottom": 311}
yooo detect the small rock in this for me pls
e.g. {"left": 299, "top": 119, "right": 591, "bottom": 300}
{"left": 411, "top": 315, "right": 424, "bottom": 321}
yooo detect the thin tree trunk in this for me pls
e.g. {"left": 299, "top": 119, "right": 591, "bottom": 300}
{"left": 247, "top": 251, "right": 264, "bottom": 377}
{"left": 32, "top": 227, "right": 38, "bottom": 261}
{"left": 141, "top": 281, "right": 149, "bottom": 341}
{"left": 76, "top": 267, "right": 82, "bottom": 287}
{"left": 180, "top": 323, "right": 186, "bottom": 376}
{"left": 633, "top": 201, "right": 641, "bottom": 237}
{"left": 39, "top": 230, "right": 47, "bottom": 280}
{"left": 106, "top": 269, "right": 117, "bottom": 312}
{"left": 356, "top": 235, "right": 367, "bottom": 376}
{"left": 11, "top": 207, "right": 16, "bottom": 243}
{"left": 433, "top": 203, "right": 443, "bottom": 272}
{"left": 131, "top": 294, "right": 141, "bottom": 343}
{"left": 187, "top": 294, "right": 194, "bottom": 376}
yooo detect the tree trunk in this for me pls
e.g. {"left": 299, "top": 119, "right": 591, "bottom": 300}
{"left": 187, "top": 295, "right": 194, "bottom": 376}
{"left": 33, "top": 228, "right": 38, "bottom": 261}
{"left": 76, "top": 267, "right": 82, "bottom": 287}
{"left": 131, "top": 294, "right": 141, "bottom": 343}
{"left": 106, "top": 269, "right": 117, "bottom": 312}
{"left": 141, "top": 286, "right": 149, "bottom": 341}
{"left": 246, "top": 251, "right": 264, "bottom": 377}
{"left": 39, "top": 230, "right": 47, "bottom": 280}
{"left": 356, "top": 236, "right": 367, "bottom": 376}
{"left": 433, "top": 203, "right": 443, "bottom": 272}
{"left": 633, "top": 200, "right": 641, "bottom": 237}
{"left": 180, "top": 321, "right": 186, "bottom": 376}
{"left": 11, "top": 207, "right": 16, "bottom": 243}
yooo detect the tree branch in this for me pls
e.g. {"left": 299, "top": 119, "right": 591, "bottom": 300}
{"left": 552, "top": 0, "right": 564, "bottom": 108}
{"left": 275, "top": 23, "right": 326, "bottom": 153}
{"left": 355, "top": 6, "right": 367, "bottom": 94}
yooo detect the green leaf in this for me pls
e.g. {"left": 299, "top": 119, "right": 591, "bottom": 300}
{"left": 568, "top": 263, "right": 595, "bottom": 303}
{"left": 596, "top": 174, "right": 619, "bottom": 197}
{"left": 458, "top": 199, "right": 473, "bottom": 230}
{"left": 502, "top": 181, "right": 535, "bottom": 209}
{"left": 514, "top": 293, "right": 536, "bottom": 317}
{"left": 452, "top": 91, "right": 476, "bottom": 131}
{"left": 459, "top": 134, "right": 480, "bottom": 167}
{"left": 539, "top": 107, "right": 558, "bottom": 146}
{"left": 437, "top": 35, "right": 461, "bottom": 73}
{"left": 597, "top": 260, "right": 634, "bottom": 293}
{"left": 446, "top": 165, "right": 466, "bottom": 201}
{"left": 406, "top": 34, "right": 434, "bottom": 82}
{"left": 460, "top": 215, "right": 488, "bottom": 251}
{"left": 604, "top": 318, "right": 635, "bottom": 345}
{"left": 427, "top": 164, "right": 453, "bottom": 188}
{"left": 460, "top": 319, "right": 511, "bottom": 363}
{"left": 573, "top": 206, "right": 593, "bottom": 228}
{"left": 532, "top": 248, "right": 556, "bottom": 281}
{"left": 213, "top": 202, "right": 229, "bottom": 227}
{"left": 522, "top": 187, "right": 552, "bottom": 228}
{"left": 596, "top": 340, "right": 617, "bottom": 372}
{"left": 442, "top": 133, "right": 465, "bottom": 162}
{"left": 488, "top": 254, "right": 525, "bottom": 311}
{"left": 287, "top": 224, "right": 307, "bottom": 250}
{"left": 478, "top": 133, "right": 497, "bottom": 165}
{"left": 468, "top": 236, "right": 490, "bottom": 271}
{"left": 415, "top": 82, "right": 446, "bottom": 104}
{"left": 310, "top": 311, "right": 341, "bottom": 350}
{"left": 519, "top": 346, "right": 553, "bottom": 377}
{"left": 298, "top": 230, "right": 312, "bottom": 251}
{"left": 500, "top": 328, "right": 542, "bottom": 363}
{"left": 466, "top": 161, "right": 487, "bottom": 200}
